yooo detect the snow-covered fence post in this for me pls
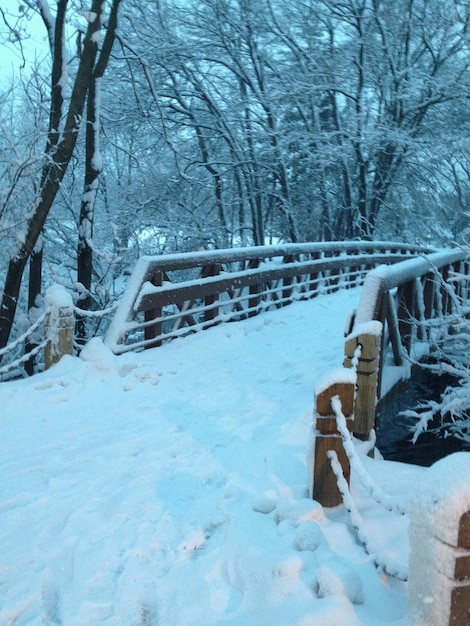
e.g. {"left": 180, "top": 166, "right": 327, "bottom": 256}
{"left": 44, "top": 285, "right": 74, "bottom": 369}
{"left": 312, "top": 373, "right": 356, "bottom": 507}
{"left": 408, "top": 453, "right": 470, "bottom": 626}
{"left": 344, "top": 322, "right": 383, "bottom": 439}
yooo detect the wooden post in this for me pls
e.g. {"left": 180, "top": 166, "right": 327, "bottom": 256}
{"left": 201, "top": 263, "right": 220, "bottom": 322}
{"left": 281, "top": 254, "right": 295, "bottom": 304}
{"left": 344, "top": 324, "right": 382, "bottom": 439}
{"left": 408, "top": 453, "right": 470, "bottom": 626}
{"left": 312, "top": 378, "right": 355, "bottom": 507}
{"left": 248, "top": 258, "right": 261, "bottom": 317}
{"left": 397, "top": 280, "right": 416, "bottom": 355}
{"left": 144, "top": 270, "right": 164, "bottom": 347}
{"left": 44, "top": 285, "right": 74, "bottom": 369}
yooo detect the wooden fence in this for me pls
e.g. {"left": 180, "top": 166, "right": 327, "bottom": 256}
{"left": 104, "top": 241, "right": 432, "bottom": 354}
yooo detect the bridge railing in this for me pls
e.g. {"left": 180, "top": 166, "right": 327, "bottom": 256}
{"left": 104, "top": 241, "right": 432, "bottom": 354}
{"left": 312, "top": 378, "right": 470, "bottom": 625}
{"left": 314, "top": 246, "right": 470, "bottom": 504}
{"left": 347, "top": 248, "right": 470, "bottom": 406}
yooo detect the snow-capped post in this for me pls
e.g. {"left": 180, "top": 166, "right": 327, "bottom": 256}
{"left": 344, "top": 321, "right": 383, "bottom": 439}
{"left": 408, "top": 453, "right": 470, "bottom": 626}
{"left": 44, "top": 285, "right": 74, "bottom": 369}
{"left": 312, "top": 371, "right": 356, "bottom": 507}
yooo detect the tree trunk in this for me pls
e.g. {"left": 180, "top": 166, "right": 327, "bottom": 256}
{"left": 76, "top": 79, "right": 100, "bottom": 342}
{"left": 0, "top": 0, "right": 118, "bottom": 352}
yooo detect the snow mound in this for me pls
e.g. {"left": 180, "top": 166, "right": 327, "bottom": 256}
{"left": 80, "top": 337, "right": 118, "bottom": 372}
{"left": 294, "top": 521, "right": 325, "bottom": 552}
{"left": 314, "top": 559, "right": 364, "bottom": 605}
{"left": 275, "top": 498, "right": 325, "bottom": 526}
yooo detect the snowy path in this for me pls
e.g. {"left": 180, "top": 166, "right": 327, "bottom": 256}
{"left": 0, "top": 289, "right": 421, "bottom": 625}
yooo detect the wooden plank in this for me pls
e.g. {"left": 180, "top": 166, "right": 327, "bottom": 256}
{"left": 316, "top": 415, "right": 353, "bottom": 435}
{"left": 281, "top": 254, "right": 295, "bottom": 304}
{"left": 386, "top": 290, "right": 404, "bottom": 366}
{"left": 316, "top": 382, "right": 355, "bottom": 417}
{"left": 312, "top": 381, "right": 355, "bottom": 507}
{"left": 455, "top": 554, "right": 470, "bottom": 581}
{"left": 247, "top": 258, "right": 261, "bottom": 318}
{"left": 140, "top": 242, "right": 429, "bottom": 274}
{"left": 354, "top": 338, "right": 380, "bottom": 437}
{"left": 399, "top": 280, "right": 416, "bottom": 354}
{"left": 201, "top": 263, "right": 220, "bottom": 322}
{"left": 144, "top": 270, "right": 163, "bottom": 347}
{"left": 450, "top": 585, "right": 470, "bottom": 625}
{"left": 415, "top": 278, "right": 426, "bottom": 341}
{"left": 136, "top": 255, "right": 409, "bottom": 314}
{"left": 459, "top": 513, "right": 470, "bottom": 549}
{"left": 313, "top": 435, "right": 350, "bottom": 508}
{"left": 344, "top": 332, "right": 381, "bottom": 438}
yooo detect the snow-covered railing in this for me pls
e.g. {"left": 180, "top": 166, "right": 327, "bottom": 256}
{"left": 105, "top": 241, "right": 432, "bottom": 354}
{"left": 348, "top": 248, "right": 470, "bottom": 401}
{"left": 0, "top": 285, "right": 74, "bottom": 380}
{"left": 0, "top": 311, "right": 49, "bottom": 379}
{"left": 312, "top": 375, "right": 408, "bottom": 580}
{"left": 312, "top": 377, "right": 470, "bottom": 624}
{"left": 408, "top": 453, "right": 470, "bottom": 625}
{"left": 312, "top": 247, "right": 470, "bottom": 508}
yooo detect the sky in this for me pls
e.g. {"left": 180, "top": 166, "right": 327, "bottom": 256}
{"left": 1, "top": 286, "right": 466, "bottom": 625}
{"left": 0, "top": 3, "right": 49, "bottom": 87}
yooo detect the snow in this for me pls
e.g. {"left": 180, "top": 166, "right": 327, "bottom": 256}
{"left": 315, "top": 368, "right": 357, "bottom": 396}
{"left": 1, "top": 287, "right": 468, "bottom": 624}
{"left": 408, "top": 452, "right": 470, "bottom": 544}
{"left": 347, "top": 320, "right": 383, "bottom": 340}
{"left": 407, "top": 453, "right": 470, "bottom": 625}
{"left": 44, "top": 284, "right": 74, "bottom": 311}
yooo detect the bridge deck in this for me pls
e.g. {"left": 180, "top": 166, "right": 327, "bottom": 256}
{"left": 1, "top": 288, "right": 421, "bottom": 624}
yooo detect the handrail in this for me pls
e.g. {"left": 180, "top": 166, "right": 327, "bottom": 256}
{"left": 354, "top": 249, "right": 468, "bottom": 325}
{"left": 349, "top": 247, "right": 470, "bottom": 400}
{"left": 105, "top": 241, "right": 434, "bottom": 354}
{"left": 122, "top": 241, "right": 433, "bottom": 273}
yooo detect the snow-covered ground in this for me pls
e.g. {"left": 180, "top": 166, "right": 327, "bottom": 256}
{"left": 0, "top": 288, "right": 436, "bottom": 625}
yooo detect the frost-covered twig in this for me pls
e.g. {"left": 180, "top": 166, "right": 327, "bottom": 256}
{"left": 327, "top": 450, "right": 408, "bottom": 581}
{"left": 331, "top": 395, "right": 407, "bottom": 515}
{"left": 73, "top": 302, "right": 118, "bottom": 318}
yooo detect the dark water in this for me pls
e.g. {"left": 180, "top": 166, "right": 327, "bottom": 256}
{"left": 375, "top": 367, "right": 470, "bottom": 467}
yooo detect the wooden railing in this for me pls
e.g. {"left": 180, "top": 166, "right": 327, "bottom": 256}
{"left": 313, "top": 247, "right": 470, "bottom": 508}
{"left": 311, "top": 249, "right": 470, "bottom": 626}
{"left": 347, "top": 248, "right": 470, "bottom": 403}
{"left": 104, "top": 241, "right": 433, "bottom": 354}
{"left": 312, "top": 379, "right": 470, "bottom": 624}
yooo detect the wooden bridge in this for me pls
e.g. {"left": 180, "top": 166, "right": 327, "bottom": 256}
{"left": 104, "top": 242, "right": 469, "bottom": 405}
{"left": 28, "top": 239, "right": 470, "bottom": 429}
{"left": 14, "top": 239, "right": 470, "bottom": 459}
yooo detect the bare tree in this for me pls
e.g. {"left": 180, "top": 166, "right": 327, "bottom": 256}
{"left": 0, "top": 0, "right": 122, "bottom": 351}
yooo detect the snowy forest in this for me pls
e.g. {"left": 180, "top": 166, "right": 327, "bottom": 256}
{"left": 1, "top": 0, "right": 470, "bottom": 350}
